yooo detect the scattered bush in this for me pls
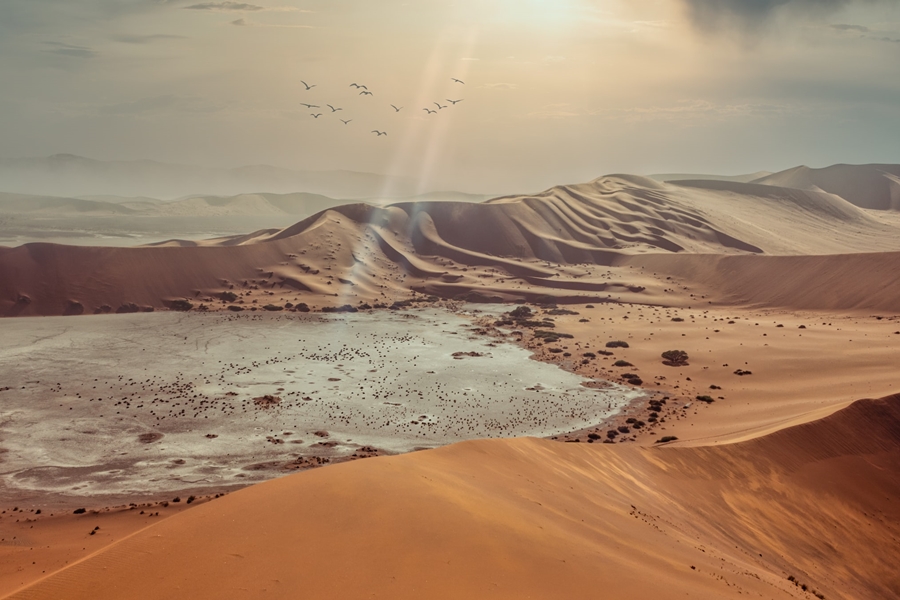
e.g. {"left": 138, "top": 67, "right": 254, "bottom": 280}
{"left": 606, "top": 340, "right": 630, "bottom": 348}
{"left": 613, "top": 360, "right": 632, "bottom": 367}
{"left": 656, "top": 436, "right": 678, "bottom": 444}
{"left": 509, "top": 306, "right": 533, "bottom": 319}
{"left": 263, "top": 304, "right": 284, "bottom": 312}
{"left": 671, "top": 317, "right": 684, "bottom": 322}
{"left": 220, "top": 291, "right": 238, "bottom": 302}
{"left": 169, "top": 299, "right": 193, "bottom": 312}
{"left": 661, "top": 349, "right": 689, "bottom": 366}
{"left": 547, "top": 308, "right": 579, "bottom": 316}
{"left": 696, "top": 395, "right": 715, "bottom": 403}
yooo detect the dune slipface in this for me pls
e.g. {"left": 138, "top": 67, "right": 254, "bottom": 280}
{"left": 9, "top": 396, "right": 900, "bottom": 600}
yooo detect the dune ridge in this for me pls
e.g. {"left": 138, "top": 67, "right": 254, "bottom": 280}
{"left": 8, "top": 394, "right": 899, "bottom": 600}
{"left": 5, "top": 174, "right": 900, "bottom": 316}
{"left": 5, "top": 173, "right": 900, "bottom": 316}
{"left": 753, "top": 164, "right": 900, "bottom": 211}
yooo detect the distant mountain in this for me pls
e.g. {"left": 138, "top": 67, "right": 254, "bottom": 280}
{"left": 0, "top": 191, "right": 346, "bottom": 218}
{"left": 0, "top": 154, "right": 420, "bottom": 200}
{"left": 752, "top": 164, "right": 900, "bottom": 211}
{"left": 648, "top": 172, "right": 772, "bottom": 184}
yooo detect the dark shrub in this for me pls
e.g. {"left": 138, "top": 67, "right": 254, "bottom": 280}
{"left": 613, "top": 360, "right": 632, "bottom": 367}
{"left": 661, "top": 349, "right": 689, "bottom": 366}
{"left": 606, "top": 341, "right": 629, "bottom": 348}
{"left": 510, "top": 306, "right": 533, "bottom": 319}
{"left": 169, "top": 299, "right": 193, "bottom": 311}
{"left": 656, "top": 436, "right": 678, "bottom": 444}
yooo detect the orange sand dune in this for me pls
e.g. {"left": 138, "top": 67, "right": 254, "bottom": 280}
{"left": 5, "top": 174, "right": 900, "bottom": 317}
{"left": 8, "top": 395, "right": 899, "bottom": 600}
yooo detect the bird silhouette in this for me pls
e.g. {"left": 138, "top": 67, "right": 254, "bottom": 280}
{"left": 360, "top": 91, "right": 374, "bottom": 96}
{"left": 423, "top": 108, "right": 436, "bottom": 114}
{"left": 340, "top": 119, "right": 352, "bottom": 125}
{"left": 301, "top": 81, "right": 316, "bottom": 90}
{"left": 351, "top": 83, "right": 368, "bottom": 90}
{"left": 300, "top": 103, "right": 319, "bottom": 109}
{"left": 371, "top": 130, "right": 387, "bottom": 136}
{"left": 327, "top": 104, "right": 343, "bottom": 112}
{"left": 434, "top": 102, "right": 447, "bottom": 110}
{"left": 447, "top": 99, "right": 464, "bottom": 105}
{"left": 311, "top": 113, "right": 322, "bottom": 118}
{"left": 390, "top": 105, "right": 403, "bottom": 112}
{"left": 451, "top": 78, "right": 465, "bottom": 84}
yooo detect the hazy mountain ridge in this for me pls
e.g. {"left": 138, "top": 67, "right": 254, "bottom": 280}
{"left": 0, "top": 154, "right": 421, "bottom": 200}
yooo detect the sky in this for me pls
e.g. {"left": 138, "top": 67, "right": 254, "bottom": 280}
{"left": 0, "top": 0, "right": 899, "bottom": 193}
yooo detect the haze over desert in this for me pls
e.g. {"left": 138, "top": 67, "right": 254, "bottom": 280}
{"left": 2, "top": 0, "right": 900, "bottom": 598}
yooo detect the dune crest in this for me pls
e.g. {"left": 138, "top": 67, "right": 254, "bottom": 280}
{"left": 5, "top": 173, "right": 900, "bottom": 316}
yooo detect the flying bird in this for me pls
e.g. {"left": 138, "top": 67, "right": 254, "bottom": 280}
{"left": 340, "top": 119, "right": 352, "bottom": 125}
{"left": 311, "top": 113, "right": 322, "bottom": 118}
{"left": 360, "top": 91, "right": 374, "bottom": 96}
{"left": 301, "top": 81, "right": 316, "bottom": 90}
{"left": 434, "top": 102, "right": 447, "bottom": 110}
{"left": 371, "top": 130, "right": 387, "bottom": 136}
{"left": 447, "top": 99, "right": 464, "bottom": 105}
{"left": 350, "top": 83, "right": 368, "bottom": 90}
{"left": 327, "top": 104, "right": 343, "bottom": 112}
{"left": 423, "top": 108, "right": 436, "bottom": 114}
{"left": 300, "top": 103, "right": 319, "bottom": 109}
{"left": 451, "top": 78, "right": 465, "bottom": 84}
{"left": 390, "top": 105, "right": 403, "bottom": 112}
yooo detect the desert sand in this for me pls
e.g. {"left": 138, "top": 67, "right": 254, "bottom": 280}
{"left": 4, "top": 396, "right": 899, "bottom": 600}
{"left": 2, "top": 166, "right": 899, "bottom": 599}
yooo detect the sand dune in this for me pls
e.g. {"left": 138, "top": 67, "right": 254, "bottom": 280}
{"left": 648, "top": 170, "right": 772, "bottom": 183}
{"left": 5, "top": 173, "right": 900, "bottom": 316}
{"left": 753, "top": 164, "right": 900, "bottom": 211}
{"left": 8, "top": 395, "right": 898, "bottom": 600}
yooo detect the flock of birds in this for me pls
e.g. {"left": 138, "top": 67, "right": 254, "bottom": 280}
{"left": 299, "top": 77, "right": 466, "bottom": 137}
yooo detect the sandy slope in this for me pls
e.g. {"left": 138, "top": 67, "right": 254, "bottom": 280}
{"left": 753, "top": 164, "right": 900, "bottom": 211}
{"left": 5, "top": 174, "right": 900, "bottom": 317}
{"left": 7, "top": 395, "right": 899, "bottom": 600}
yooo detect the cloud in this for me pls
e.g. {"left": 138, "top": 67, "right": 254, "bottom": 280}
{"left": 592, "top": 100, "right": 794, "bottom": 123}
{"left": 679, "top": 0, "right": 877, "bottom": 32}
{"left": 184, "top": 2, "right": 265, "bottom": 11}
{"left": 229, "top": 17, "right": 312, "bottom": 28}
{"left": 183, "top": 1, "right": 307, "bottom": 11}
{"left": 43, "top": 41, "right": 96, "bottom": 58}
{"left": 112, "top": 33, "right": 186, "bottom": 44}
{"left": 829, "top": 23, "right": 871, "bottom": 32}
{"left": 99, "top": 95, "right": 226, "bottom": 116}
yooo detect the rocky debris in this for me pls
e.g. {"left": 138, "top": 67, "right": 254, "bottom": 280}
{"left": 253, "top": 395, "right": 281, "bottom": 409}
